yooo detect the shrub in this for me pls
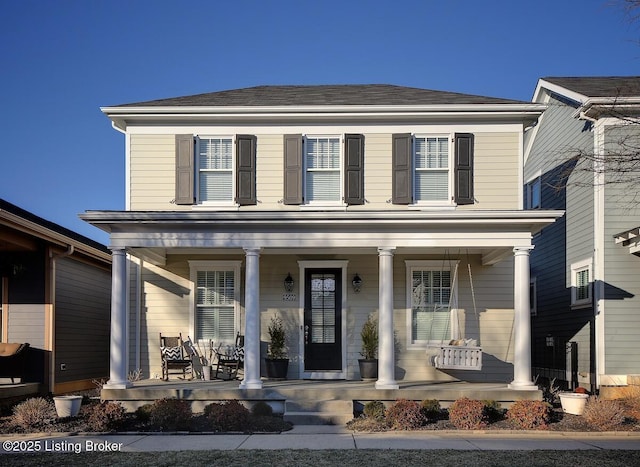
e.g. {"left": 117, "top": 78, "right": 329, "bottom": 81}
{"left": 420, "top": 399, "right": 441, "bottom": 420}
{"left": 11, "top": 397, "right": 55, "bottom": 429}
{"left": 149, "top": 398, "right": 192, "bottom": 431}
{"left": 448, "top": 398, "right": 488, "bottom": 430}
{"left": 205, "top": 400, "right": 250, "bottom": 431}
{"left": 506, "top": 400, "right": 551, "bottom": 430}
{"left": 87, "top": 401, "right": 126, "bottom": 432}
{"left": 583, "top": 397, "right": 625, "bottom": 431}
{"left": 363, "top": 401, "right": 386, "bottom": 420}
{"left": 385, "top": 399, "right": 425, "bottom": 430}
{"left": 483, "top": 400, "right": 504, "bottom": 423}
{"left": 251, "top": 401, "right": 273, "bottom": 417}
{"left": 135, "top": 403, "right": 154, "bottom": 422}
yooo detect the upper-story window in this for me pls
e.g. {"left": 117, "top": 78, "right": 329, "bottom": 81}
{"left": 174, "top": 134, "right": 256, "bottom": 207}
{"left": 284, "top": 134, "right": 365, "bottom": 206}
{"left": 526, "top": 177, "right": 541, "bottom": 209}
{"left": 415, "top": 136, "right": 450, "bottom": 202}
{"left": 198, "top": 137, "right": 234, "bottom": 203}
{"left": 392, "top": 133, "right": 474, "bottom": 206}
{"left": 305, "top": 136, "right": 341, "bottom": 203}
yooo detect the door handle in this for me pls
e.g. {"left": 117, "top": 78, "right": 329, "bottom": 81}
{"left": 304, "top": 325, "right": 309, "bottom": 345}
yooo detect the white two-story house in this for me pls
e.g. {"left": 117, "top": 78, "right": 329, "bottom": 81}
{"left": 82, "top": 84, "right": 561, "bottom": 392}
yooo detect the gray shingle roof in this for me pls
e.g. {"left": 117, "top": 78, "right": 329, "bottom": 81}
{"left": 114, "top": 84, "right": 526, "bottom": 107}
{"left": 543, "top": 76, "right": 640, "bottom": 98}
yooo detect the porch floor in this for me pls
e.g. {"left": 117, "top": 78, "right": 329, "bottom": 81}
{"left": 102, "top": 378, "right": 541, "bottom": 413}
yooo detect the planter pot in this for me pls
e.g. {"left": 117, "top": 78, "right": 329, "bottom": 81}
{"left": 559, "top": 392, "right": 589, "bottom": 415}
{"left": 202, "top": 365, "right": 212, "bottom": 381}
{"left": 265, "top": 358, "right": 289, "bottom": 380}
{"left": 53, "top": 395, "right": 83, "bottom": 418}
{"left": 358, "top": 359, "right": 378, "bottom": 381}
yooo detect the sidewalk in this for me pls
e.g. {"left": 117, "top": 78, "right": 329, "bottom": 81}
{"left": 1, "top": 425, "right": 639, "bottom": 453}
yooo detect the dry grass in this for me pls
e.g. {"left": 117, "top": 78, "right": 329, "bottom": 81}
{"left": 2, "top": 450, "right": 639, "bottom": 467}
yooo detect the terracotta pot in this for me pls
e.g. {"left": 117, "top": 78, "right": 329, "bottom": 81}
{"left": 559, "top": 392, "right": 589, "bottom": 415}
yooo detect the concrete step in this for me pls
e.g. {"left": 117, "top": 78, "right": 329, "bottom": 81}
{"left": 284, "top": 399, "right": 354, "bottom": 426}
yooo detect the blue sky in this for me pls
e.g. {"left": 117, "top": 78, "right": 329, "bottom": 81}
{"left": 1, "top": 0, "right": 638, "bottom": 245}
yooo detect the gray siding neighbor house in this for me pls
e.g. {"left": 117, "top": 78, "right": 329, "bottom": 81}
{"left": 524, "top": 76, "right": 640, "bottom": 391}
{"left": 0, "top": 199, "right": 112, "bottom": 394}
{"left": 82, "top": 84, "right": 562, "bottom": 393}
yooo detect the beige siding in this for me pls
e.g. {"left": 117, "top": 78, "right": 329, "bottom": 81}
{"left": 129, "top": 134, "right": 186, "bottom": 211}
{"left": 129, "top": 131, "right": 522, "bottom": 212}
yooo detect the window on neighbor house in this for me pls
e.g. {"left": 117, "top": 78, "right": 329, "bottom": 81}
{"left": 175, "top": 134, "right": 256, "bottom": 206}
{"left": 571, "top": 260, "right": 592, "bottom": 307}
{"left": 526, "top": 177, "right": 541, "bottom": 209}
{"left": 407, "top": 261, "right": 457, "bottom": 346}
{"left": 190, "top": 262, "right": 241, "bottom": 342}
{"left": 530, "top": 277, "right": 537, "bottom": 316}
{"left": 283, "top": 134, "right": 365, "bottom": 206}
{"left": 392, "top": 133, "right": 474, "bottom": 206}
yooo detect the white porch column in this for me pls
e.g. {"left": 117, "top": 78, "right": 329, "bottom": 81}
{"left": 509, "top": 246, "right": 536, "bottom": 390}
{"left": 376, "top": 247, "right": 399, "bottom": 389}
{"left": 105, "top": 248, "right": 131, "bottom": 389}
{"left": 240, "top": 247, "right": 263, "bottom": 389}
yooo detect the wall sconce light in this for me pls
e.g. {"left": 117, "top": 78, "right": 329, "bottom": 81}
{"left": 284, "top": 273, "right": 294, "bottom": 292}
{"left": 352, "top": 273, "right": 363, "bottom": 293}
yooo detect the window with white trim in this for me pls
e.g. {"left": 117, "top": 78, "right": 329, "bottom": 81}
{"left": 406, "top": 260, "right": 458, "bottom": 346}
{"left": 197, "top": 136, "right": 234, "bottom": 203}
{"left": 305, "top": 136, "right": 342, "bottom": 203}
{"left": 414, "top": 136, "right": 450, "bottom": 202}
{"left": 189, "top": 261, "right": 241, "bottom": 342}
{"left": 526, "top": 177, "right": 541, "bottom": 209}
{"left": 571, "top": 259, "right": 592, "bottom": 307}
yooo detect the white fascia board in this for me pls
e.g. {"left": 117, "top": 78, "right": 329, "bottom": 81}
{"left": 533, "top": 79, "right": 587, "bottom": 105}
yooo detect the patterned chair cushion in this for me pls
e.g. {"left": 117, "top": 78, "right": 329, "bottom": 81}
{"left": 161, "top": 346, "right": 183, "bottom": 361}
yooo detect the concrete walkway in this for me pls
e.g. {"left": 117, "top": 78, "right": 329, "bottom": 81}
{"left": 1, "top": 426, "right": 639, "bottom": 453}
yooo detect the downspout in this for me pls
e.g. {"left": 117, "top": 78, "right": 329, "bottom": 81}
{"left": 49, "top": 245, "right": 74, "bottom": 393}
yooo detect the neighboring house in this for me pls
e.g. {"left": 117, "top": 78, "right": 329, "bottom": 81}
{"left": 524, "top": 76, "right": 640, "bottom": 391}
{"left": 82, "top": 84, "right": 562, "bottom": 391}
{"left": 0, "top": 199, "right": 111, "bottom": 394}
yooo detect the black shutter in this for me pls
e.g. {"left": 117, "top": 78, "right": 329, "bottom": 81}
{"left": 454, "top": 133, "right": 474, "bottom": 205}
{"left": 344, "top": 134, "right": 365, "bottom": 205}
{"left": 175, "top": 134, "right": 194, "bottom": 205}
{"left": 392, "top": 133, "right": 413, "bottom": 204}
{"left": 283, "top": 134, "right": 303, "bottom": 204}
{"left": 236, "top": 134, "right": 257, "bottom": 205}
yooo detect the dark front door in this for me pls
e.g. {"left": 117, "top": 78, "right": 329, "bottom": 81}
{"left": 304, "top": 269, "right": 342, "bottom": 371}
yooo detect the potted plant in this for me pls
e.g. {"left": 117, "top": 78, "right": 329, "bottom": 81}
{"left": 358, "top": 314, "right": 378, "bottom": 380}
{"left": 559, "top": 387, "right": 590, "bottom": 415}
{"left": 265, "top": 316, "right": 288, "bottom": 379}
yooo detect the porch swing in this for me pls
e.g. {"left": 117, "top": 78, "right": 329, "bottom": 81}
{"left": 427, "top": 252, "right": 483, "bottom": 371}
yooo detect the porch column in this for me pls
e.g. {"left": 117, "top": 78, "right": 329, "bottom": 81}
{"left": 105, "top": 247, "right": 131, "bottom": 389}
{"left": 240, "top": 247, "right": 263, "bottom": 389}
{"left": 509, "top": 246, "right": 536, "bottom": 390}
{"left": 376, "top": 247, "right": 399, "bottom": 389}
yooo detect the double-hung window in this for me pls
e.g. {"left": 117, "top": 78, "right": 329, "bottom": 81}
{"left": 406, "top": 260, "right": 458, "bottom": 346}
{"left": 414, "top": 136, "right": 450, "bottom": 202}
{"left": 305, "top": 136, "right": 341, "bottom": 203}
{"left": 189, "top": 261, "right": 241, "bottom": 342}
{"left": 175, "top": 134, "right": 256, "bottom": 206}
{"left": 392, "top": 133, "right": 473, "bottom": 206}
{"left": 571, "top": 259, "right": 592, "bottom": 307}
{"left": 197, "top": 137, "right": 234, "bottom": 203}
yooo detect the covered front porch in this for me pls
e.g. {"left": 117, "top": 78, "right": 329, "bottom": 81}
{"left": 81, "top": 210, "right": 563, "bottom": 396}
